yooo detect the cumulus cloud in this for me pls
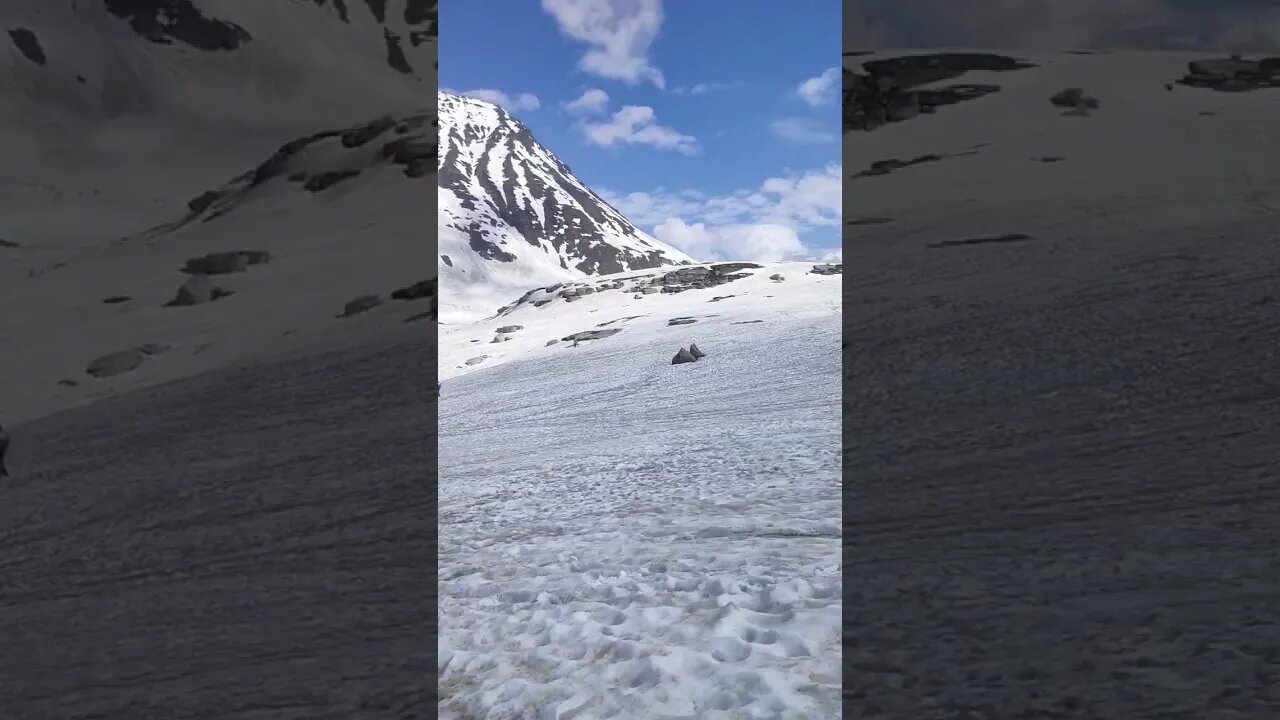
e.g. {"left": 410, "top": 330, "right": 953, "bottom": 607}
{"left": 542, "top": 0, "right": 667, "bottom": 87}
{"left": 771, "top": 117, "right": 837, "bottom": 144}
{"left": 653, "top": 219, "right": 807, "bottom": 263}
{"left": 796, "top": 67, "right": 840, "bottom": 105}
{"left": 565, "top": 88, "right": 610, "bottom": 114}
{"left": 670, "top": 81, "right": 743, "bottom": 95}
{"left": 580, "top": 105, "right": 699, "bottom": 155}
{"left": 601, "top": 165, "right": 841, "bottom": 261}
{"left": 443, "top": 88, "right": 541, "bottom": 111}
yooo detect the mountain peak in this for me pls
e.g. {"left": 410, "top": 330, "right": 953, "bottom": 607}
{"left": 437, "top": 90, "right": 694, "bottom": 323}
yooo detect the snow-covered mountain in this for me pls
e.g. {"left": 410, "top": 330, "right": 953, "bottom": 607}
{"left": 437, "top": 91, "right": 695, "bottom": 323}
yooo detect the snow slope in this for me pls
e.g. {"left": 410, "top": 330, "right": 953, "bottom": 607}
{"left": 845, "top": 49, "right": 1280, "bottom": 718}
{"left": 439, "top": 263, "right": 842, "bottom": 718}
{"left": 438, "top": 91, "right": 694, "bottom": 323}
{"left": 0, "top": 1, "right": 435, "bottom": 424}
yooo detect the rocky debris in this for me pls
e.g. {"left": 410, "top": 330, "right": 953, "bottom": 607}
{"left": 167, "top": 274, "right": 232, "bottom": 307}
{"left": 342, "top": 115, "right": 398, "bottom": 148}
{"left": 546, "top": 339, "right": 558, "bottom": 346}
{"left": 709, "top": 262, "right": 763, "bottom": 273}
{"left": 640, "top": 287, "right": 660, "bottom": 295}
{"left": 102, "top": 296, "right": 132, "bottom": 304}
{"left": 103, "top": 0, "right": 252, "bottom": 51}
{"left": 769, "top": 274, "right": 785, "bottom": 281}
{"left": 928, "top": 233, "right": 1032, "bottom": 249}
{"left": 304, "top": 170, "right": 362, "bottom": 192}
{"left": 182, "top": 250, "right": 271, "bottom": 275}
{"left": 1049, "top": 88, "right": 1100, "bottom": 110}
{"left": 86, "top": 345, "right": 155, "bottom": 379}
{"left": 464, "top": 356, "right": 486, "bottom": 366}
{"left": 668, "top": 317, "right": 697, "bottom": 326}
{"left": 732, "top": 320, "right": 764, "bottom": 325}
{"left": 689, "top": 343, "right": 706, "bottom": 359}
{"left": 1176, "top": 55, "right": 1280, "bottom": 92}
{"left": 672, "top": 347, "right": 697, "bottom": 365}
{"left": 490, "top": 334, "right": 511, "bottom": 344}
{"left": 8, "top": 28, "right": 47, "bottom": 66}
{"left": 562, "top": 328, "right": 622, "bottom": 343}
{"left": 340, "top": 294, "right": 383, "bottom": 317}
{"left": 496, "top": 325, "right": 523, "bottom": 334}
{"left": 710, "top": 295, "right": 736, "bottom": 302}
{"left": 391, "top": 280, "right": 434, "bottom": 301}
{"left": 846, "top": 53, "right": 1033, "bottom": 132}
{"left": 810, "top": 264, "right": 843, "bottom": 275}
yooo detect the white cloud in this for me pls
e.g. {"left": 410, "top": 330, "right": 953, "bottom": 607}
{"left": 565, "top": 88, "right": 610, "bottom": 115}
{"left": 796, "top": 67, "right": 840, "bottom": 105}
{"left": 771, "top": 117, "right": 837, "bottom": 144}
{"left": 671, "top": 81, "right": 742, "bottom": 96}
{"left": 444, "top": 88, "right": 541, "bottom": 111}
{"left": 541, "top": 0, "right": 666, "bottom": 88}
{"left": 602, "top": 165, "right": 842, "bottom": 261}
{"left": 653, "top": 219, "right": 807, "bottom": 263}
{"left": 580, "top": 105, "right": 698, "bottom": 155}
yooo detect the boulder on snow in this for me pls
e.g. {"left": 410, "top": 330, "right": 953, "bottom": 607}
{"left": 341, "top": 294, "right": 383, "bottom": 317}
{"left": 86, "top": 349, "right": 145, "bottom": 378}
{"left": 1049, "top": 87, "right": 1100, "bottom": 109}
{"left": 167, "top": 274, "right": 232, "bottom": 307}
{"left": 562, "top": 328, "right": 622, "bottom": 343}
{"left": 496, "top": 325, "right": 523, "bottom": 334}
{"left": 689, "top": 343, "right": 706, "bottom": 359}
{"left": 769, "top": 273, "right": 785, "bottom": 281}
{"left": 672, "top": 347, "right": 697, "bottom": 365}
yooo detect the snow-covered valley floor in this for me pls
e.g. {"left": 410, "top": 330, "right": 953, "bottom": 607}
{"left": 438, "top": 264, "right": 843, "bottom": 719}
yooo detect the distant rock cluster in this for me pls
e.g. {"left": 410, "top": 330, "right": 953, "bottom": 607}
{"left": 1049, "top": 88, "right": 1101, "bottom": 115}
{"left": 1176, "top": 55, "right": 1280, "bottom": 92}
{"left": 495, "top": 263, "right": 763, "bottom": 315}
{"left": 845, "top": 53, "right": 1035, "bottom": 132}
{"left": 809, "top": 264, "right": 842, "bottom": 276}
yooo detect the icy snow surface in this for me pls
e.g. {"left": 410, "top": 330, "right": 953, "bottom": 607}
{"left": 439, "top": 264, "right": 842, "bottom": 719}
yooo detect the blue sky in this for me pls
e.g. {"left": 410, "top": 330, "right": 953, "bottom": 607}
{"left": 441, "top": 0, "right": 841, "bottom": 263}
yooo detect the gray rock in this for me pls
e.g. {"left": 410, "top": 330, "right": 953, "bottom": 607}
{"left": 491, "top": 334, "right": 511, "bottom": 343}
{"left": 672, "top": 347, "right": 697, "bottom": 365}
{"left": 169, "top": 274, "right": 227, "bottom": 306}
{"left": 641, "top": 287, "right": 659, "bottom": 294}
{"left": 86, "top": 349, "right": 145, "bottom": 378}
{"left": 546, "top": 339, "right": 558, "bottom": 346}
{"left": 689, "top": 343, "right": 706, "bottom": 359}
{"left": 769, "top": 273, "right": 785, "bottom": 281}
{"left": 562, "top": 329, "right": 622, "bottom": 343}
{"left": 668, "top": 317, "right": 697, "bottom": 326}
{"left": 496, "top": 325, "right": 524, "bottom": 334}
{"left": 341, "top": 294, "right": 383, "bottom": 317}
{"left": 391, "top": 280, "right": 434, "bottom": 301}
{"left": 810, "top": 264, "right": 843, "bottom": 275}
{"left": 464, "top": 356, "right": 486, "bottom": 366}
{"left": 182, "top": 250, "right": 272, "bottom": 276}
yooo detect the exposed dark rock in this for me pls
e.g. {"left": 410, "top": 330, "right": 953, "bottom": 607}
{"left": 710, "top": 295, "right": 736, "bottom": 302}
{"left": 340, "top": 294, "right": 383, "bottom": 317}
{"left": 732, "top": 320, "right": 764, "bottom": 325}
{"left": 668, "top": 317, "right": 697, "bottom": 326}
{"left": 0, "top": 239, "right": 20, "bottom": 248}
{"left": 304, "top": 170, "right": 362, "bottom": 192}
{"left": 1049, "top": 88, "right": 1100, "bottom": 109}
{"left": 102, "top": 0, "right": 252, "bottom": 51}
{"left": 689, "top": 343, "right": 706, "bottom": 359}
{"left": 384, "top": 29, "right": 412, "bottom": 74}
{"left": 672, "top": 347, "right": 697, "bottom": 365}
{"left": 464, "top": 356, "right": 486, "bottom": 366}
{"left": 810, "top": 264, "right": 843, "bottom": 275}
{"left": 562, "top": 328, "right": 622, "bottom": 343}
{"left": 846, "top": 53, "right": 1033, "bottom": 132}
{"left": 86, "top": 349, "right": 145, "bottom": 378}
{"left": 769, "top": 274, "right": 785, "bottom": 282}
{"left": 182, "top": 250, "right": 270, "bottom": 275}
{"left": 709, "top": 262, "right": 762, "bottom": 273}
{"left": 102, "top": 296, "right": 132, "bottom": 304}
{"left": 1176, "top": 55, "right": 1280, "bottom": 92}
{"left": 167, "top": 274, "right": 231, "bottom": 306}
{"left": 927, "top": 233, "right": 1032, "bottom": 249}
{"left": 440, "top": 255, "right": 453, "bottom": 267}
{"left": 57, "top": 378, "right": 78, "bottom": 387}
{"left": 546, "top": 339, "right": 558, "bottom": 346}
{"left": 496, "top": 325, "right": 523, "bottom": 333}
{"left": 391, "top": 280, "right": 434, "bottom": 301}
{"left": 1038, "top": 156, "right": 1065, "bottom": 163}
{"left": 404, "top": 311, "right": 432, "bottom": 323}
{"left": 341, "top": 115, "right": 397, "bottom": 148}
{"left": 8, "top": 28, "right": 47, "bottom": 66}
